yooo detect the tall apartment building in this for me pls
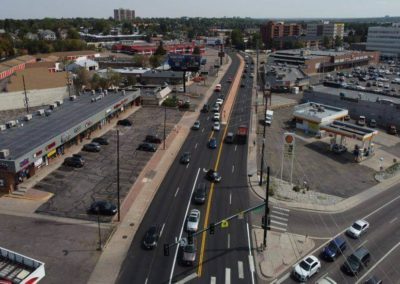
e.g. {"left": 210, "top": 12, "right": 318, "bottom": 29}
{"left": 113, "top": 8, "right": 135, "bottom": 21}
{"left": 306, "top": 22, "right": 344, "bottom": 39}
{"left": 260, "top": 21, "right": 301, "bottom": 48}
{"left": 366, "top": 23, "right": 400, "bottom": 59}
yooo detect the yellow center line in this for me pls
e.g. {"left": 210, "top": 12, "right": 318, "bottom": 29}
{"left": 197, "top": 54, "right": 245, "bottom": 277}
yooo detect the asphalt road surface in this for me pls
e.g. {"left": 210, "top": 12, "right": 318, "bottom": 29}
{"left": 116, "top": 53, "right": 257, "bottom": 284}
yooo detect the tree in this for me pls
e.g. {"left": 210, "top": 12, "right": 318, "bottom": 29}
{"left": 230, "top": 29, "right": 245, "bottom": 50}
{"left": 67, "top": 28, "right": 80, "bottom": 39}
{"left": 154, "top": 41, "right": 166, "bottom": 56}
{"left": 322, "top": 36, "right": 331, "bottom": 49}
{"left": 193, "top": 46, "right": 201, "bottom": 55}
{"left": 74, "top": 68, "right": 91, "bottom": 89}
{"left": 149, "top": 55, "right": 162, "bottom": 68}
{"left": 334, "top": 36, "right": 343, "bottom": 48}
{"left": 121, "top": 22, "right": 133, "bottom": 35}
{"left": 132, "top": 54, "right": 149, "bottom": 67}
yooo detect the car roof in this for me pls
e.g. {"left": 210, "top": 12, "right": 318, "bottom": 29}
{"left": 190, "top": 209, "right": 200, "bottom": 215}
{"left": 354, "top": 220, "right": 368, "bottom": 226}
{"left": 304, "top": 255, "right": 318, "bottom": 264}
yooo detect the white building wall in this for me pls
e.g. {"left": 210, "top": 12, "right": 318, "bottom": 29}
{"left": 366, "top": 25, "right": 400, "bottom": 58}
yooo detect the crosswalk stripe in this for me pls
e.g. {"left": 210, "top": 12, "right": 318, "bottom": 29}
{"left": 270, "top": 215, "right": 288, "bottom": 222}
{"left": 271, "top": 220, "right": 288, "bottom": 226}
{"left": 225, "top": 268, "right": 231, "bottom": 284}
{"left": 273, "top": 207, "right": 290, "bottom": 212}
{"left": 210, "top": 276, "right": 216, "bottom": 284}
{"left": 238, "top": 261, "right": 244, "bottom": 279}
{"left": 270, "top": 225, "right": 287, "bottom": 232}
{"left": 271, "top": 210, "right": 289, "bottom": 217}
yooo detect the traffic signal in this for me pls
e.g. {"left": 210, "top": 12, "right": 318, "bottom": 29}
{"left": 164, "top": 244, "right": 169, "bottom": 256}
{"left": 209, "top": 223, "right": 215, "bottom": 235}
{"left": 288, "top": 144, "right": 294, "bottom": 153}
{"left": 262, "top": 216, "right": 271, "bottom": 230}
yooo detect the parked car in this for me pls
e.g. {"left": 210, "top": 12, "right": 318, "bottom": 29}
{"left": 212, "top": 104, "right": 220, "bottom": 112}
{"left": 186, "top": 209, "right": 200, "bottom": 232}
{"left": 344, "top": 115, "right": 350, "bottom": 121}
{"left": 364, "top": 275, "right": 382, "bottom": 284}
{"left": 357, "top": 116, "right": 366, "bottom": 126}
{"left": 346, "top": 219, "right": 369, "bottom": 238}
{"left": 216, "top": 98, "right": 224, "bottom": 106}
{"left": 225, "top": 132, "right": 234, "bottom": 144}
{"left": 193, "top": 183, "right": 207, "bottom": 204}
{"left": 321, "top": 236, "right": 347, "bottom": 261}
{"left": 368, "top": 119, "right": 377, "bottom": 128}
{"left": 240, "top": 82, "right": 245, "bottom": 88}
{"left": 208, "top": 138, "right": 217, "bottom": 149}
{"left": 143, "top": 226, "right": 160, "bottom": 249}
{"left": 117, "top": 119, "right": 132, "bottom": 126}
{"left": 292, "top": 255, "right": 321, "bottom": 282}
{"left": 213, "top": 113, "right": 220, "bottom": 121}
{"left": 201, "top": 104, "right": 210, "bottom": 113}
{"left": 180, "top": 152, "right": 191, "bottom": 164}
{"left": 227, "top": 77, "right": 233, "bottom": 83}
{"left": 213, "top": 122, "right": 221, "bottom": 131}
{"left": 192, "top": 121, "right": 201, "bottom": 130}
{"left": 145, "top": 135, "right": 162, "bottom": 144}
{"left": 89, "top": 200, "right": 117, "bottom": 216}
{"left": 63, "top": 156, "right": 84, "bottom": 168}
{"left": 92, "top": 137, "right": 109, "bottom": 145}
{"left": 83, "top": 142, "right": 101, "bottom": 152}
{"left": 205, "top": 169, "right": 222, "bottom": 182}
{"left": 137, "top": 143, "right": 157, "bottom": 152}
{"left": 182, "top": 241, "right": 196, "bottom": 266}
{"left": 342, "top": 247, "right": 371, "bottom": 275}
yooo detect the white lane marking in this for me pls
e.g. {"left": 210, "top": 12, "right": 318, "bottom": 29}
{"left": 270, "top": 215, "right": 289, "bottom": 222}
{"left": 229, "top": 192, "right": 232, "bottom": 205}
{"left": 271, "top": 210, "right": 289, "bottom": 217}
{"left": 207, "top": 117, "right": 210, "bottom": 121}
{"left": 232, "top": 165, "right": 235, "bottom": 173}
{"left": 273, "top": 207, "right": 290, "bottom": 212}
{"left": 246, "top": 222, "right": 256, "bottom": 284}
{"left": 202, "top": 128, "right": 205, "bottom": 133}
{"left": 145, "top": 278, "right": 148, "bottom": 284}
{"left": 160, "top": 223, "right": 166, "bottom": 237}
{"left": 175, "top": 272, "right": 198, "bottom": 284}
{"left": 168, "top": 168, "right": 200, "bottom": 284}
{"left": 355, "top": 241, "right": 400, "bottom": 283}
{"left": 234, "top": 145, "right": 237, "bottom": 151}
{"left": 225, "top": 268, "right": 231, "bottom": 284}
{"left": 271, "top": 220, "right": 288, "bottom": 227}
{"left": 195, "top": 143, "right": 198, "bottom": 149}
{"left": 174, "top": 187, "right": 180, "bottom": 197}
{"left": 210, "top": 276, "right": 216, "bottom": 284}
{"left": 227, "top": 234, "right": 230, "bottom": 249}
{"left": 358, "top": 240, "right": 368, "bottom": 248}
{"left": 270, "top": 225, "right": 287, "bottom": 232}
{"left": 186, "top": 163, "right": 189, "bottom": 169}
{"left": 238, "top": 261, "right": 244, "bottom": 279}
{"left": 389, "top": 217, "right": 398, "bottom": 223}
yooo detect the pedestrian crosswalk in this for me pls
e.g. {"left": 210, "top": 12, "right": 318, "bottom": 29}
{"left": 270, "top": 206, "right": 290, "bottom": 232}
{"left": 210, "top": 261, "right": 247, "bottom": 283}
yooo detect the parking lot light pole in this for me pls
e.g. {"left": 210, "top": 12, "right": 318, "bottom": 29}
{"left": 163, "top": 106, "right": 167, "bottom": 150}
{"left": 117, "top": 129, "right": 120, "bottom": 222}
{"left": 263, "top": 166, "right": 270, "bottom": 249}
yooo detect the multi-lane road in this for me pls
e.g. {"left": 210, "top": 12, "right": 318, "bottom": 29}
{"left": 117, "top": 52, "right": 257, "bottom": 284}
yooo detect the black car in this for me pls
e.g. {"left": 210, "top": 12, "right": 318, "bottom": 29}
{"left": 72, "top": 154, "right": 85, "bottom": 163}
{"left": 145, "top": 135, "right": 162, "bottom": 144}
{"left": 82, "top": 142, "right": 101, "bottom": 152}
{"left": 92, "top": 137, "right": 109, "bottom": 145}
{"left": 205, "top": 169, "right": 222, "bottom": 183}
{"left": 225, "top": 132, "right": 234, "bottom": 144}
{"left": 137, "top": 143, "right": 157, "bottom": 152}
{"left": 201, "top": 104, "right": 210, "bottom": 113}
{"left": 89, "top": 201, "right": 117, "bottom": 216}
{"left": 342, "top": 247, "right": 370, "bottom": 276}
{"left": 143, "top": 226, "right": 160, "bottom": 249}
{"left": 63, "top": 157, "right": 84, "bottom": 168}
{"left": 117, "top": 119, "right": 132, "bottom": 126}
{"left": 180, "top": 152, "right": 191, "bottom": 164}
{"left": 193, "top": 183, "right": 207, "bottom": 204}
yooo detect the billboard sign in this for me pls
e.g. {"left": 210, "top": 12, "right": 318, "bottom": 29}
{"left": 168, "top": 54, "right": 201, "bottom": 72}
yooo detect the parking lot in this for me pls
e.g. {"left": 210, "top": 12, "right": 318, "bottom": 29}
{"left": 257, "top": 105, "right": 378, "bottom": 198}
{"left": 35, "top": 106, "right": 183, "bottom": 221}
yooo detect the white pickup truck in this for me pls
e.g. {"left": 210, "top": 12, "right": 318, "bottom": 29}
{"left": 265, "top": 110, "right": 274, "bottom": 126}
{"left": 0, "top": 246, "right": 45, "bottom": 283}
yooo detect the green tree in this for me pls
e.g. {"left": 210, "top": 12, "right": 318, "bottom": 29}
{"left": 67, "top": 28, "right": 80, "bottom": 39}
{"left": 192, "top": 46, "right": 201, "bottom": 55}
{"left": 322, "top": 36, "right": 331, "bottom": 48}
{"left": 74, "top": 68, "right": 91, "bottom": 89}
{"left": 121, "top": 22, "right": 133, "bottom": 35}
{"left": 149, "top": 55, "right": 162, "bottom": 68}
{"left": 132, "top": 54, "right": 149, "bottom": 67}
{"left": 154, "top": 41, "right": 167, "bottom": 56}
{"left": 334, "top": 36, "right": 343, "bottom": 47}
{"left": 230, "top": 29, "right": 245, "bottom": 50}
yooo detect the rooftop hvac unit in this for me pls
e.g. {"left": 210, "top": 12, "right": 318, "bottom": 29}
{"left": 0, "top": 125, "right": 6, "bottom": 131}
{"left": 45, "top": 109, "right": 52, "bottom": 116}
{"left": 0, "top": 149, "right": 10, "bottom": 159}
{"left": 6, "top": 121, "right": 16, "bottom": 128}
{"left": 24, "top": 114, "right": 33, "bottom": 121}
{"left": 49, "top": 103, "right": 57, "bottom": 110}
{"left": 37, "top": 109, "right": 45, "bottom": 116}
{"left": 56, "top": 100, "right": 63, "bottom": 106}
{"left": 69, "top": 95, "right": 77, "bottom": 101}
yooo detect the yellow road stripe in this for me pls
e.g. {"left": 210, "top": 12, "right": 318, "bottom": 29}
{"left": 197, "top": 53, "right": 245, "bottom": 277}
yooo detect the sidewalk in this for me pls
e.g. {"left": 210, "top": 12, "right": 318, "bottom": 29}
{"left": 87, "top": 53, "right": 233, "bottom": 284}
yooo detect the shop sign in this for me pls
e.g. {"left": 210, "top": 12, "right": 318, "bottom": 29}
{"left": 19, "top": 158, "right": 29, "bottom": 168}
{"left": 46, "top": 142, "right": 56, "bottom": 151}
{"left": 113, "top": 99, "right": 128, "bottom": 109}
{"left": 34, "top": 150, "right": 43, "bottom": 158}
{"left": 47, "top": 149, "right": 57, "bottom": 158}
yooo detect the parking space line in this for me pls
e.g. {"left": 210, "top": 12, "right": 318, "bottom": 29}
{"left": 389, "top": 217, "right": 398, "bottom": 223}
{"left": 195, "top": 143, "right": 198, "bottom": 149}
{"left": 174, "top": 187, "right": 180, "bottom": 197}
{"left": 232, "top": 165, "right": 235, "bottom": 173}
{"left": 238, "top": 261, "right": 244, "bottom": 279}
{"left": 358, "top": 240, "right": 368, "bottom": 248}
{"left": 160, "top": 223, "right": 166, "bottom": 237}
{"left": 227, "top": 234, "right": 230, "bottom": 249}
{"left": 229, "top": 192, "right": 232, "bottom": 205}
{"left": 186, "top": 163, "right": 189, "bottom": 169}
{"left": 273, "top": 207, "right": 290, "bottom": 212}
{"left": 234, "top": 145, "right": 237, "bottom": 151}
{"left": 202, "top": 128, "right": 205, "bottom": 133}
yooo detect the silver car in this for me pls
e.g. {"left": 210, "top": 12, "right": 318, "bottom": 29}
{"left": 186, "top": 209, "right": 200, "bottom": 232}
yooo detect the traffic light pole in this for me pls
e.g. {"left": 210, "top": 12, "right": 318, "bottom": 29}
{"left": 263, "top": 166, "right": 270, "bottom": 249}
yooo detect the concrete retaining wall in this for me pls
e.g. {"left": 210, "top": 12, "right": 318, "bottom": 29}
{"left": 303, "top": 90, "right": 400, "bottom": 128}
{"left": 0, "top": 87, "right": 69, "bottom": 111}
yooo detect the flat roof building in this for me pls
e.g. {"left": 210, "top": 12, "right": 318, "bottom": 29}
{"left": 366, "top": 23, "right": 400, "bottom": 59}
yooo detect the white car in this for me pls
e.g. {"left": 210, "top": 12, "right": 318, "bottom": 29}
{"left": 292, "top": 255, "right": 321, "bottom": 282}
{"left": 216, "top": 98, "right": 224, "bottom": 106}
{"left": 186, "top": 209, "right": 200, "bottom": 232}
{"left": 213, "top": 113, "right": 220, "bottom": 121}
{"left": 346, "top": 219, "right": 369, "bottom": 238}
{"left": 213, "top": 122, "right": 221, "bottom": 131}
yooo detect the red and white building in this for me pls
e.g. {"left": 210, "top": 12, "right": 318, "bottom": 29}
{"left": 112, "top": 41, "right": 205, "bottom": 55}
{"left": 0, "top": 55, "right": 35, "bottom": 80}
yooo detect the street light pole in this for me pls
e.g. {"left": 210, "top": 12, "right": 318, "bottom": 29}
{"left": 117, "top": 129, "right": 120, "bottom": 222}
{"left": 97, "top": 211, "right": 102, "bottom": 251}
{"left": 263, "top": 166, "right": 270, "bottom": 249}
{"left": 163, "top": 106, "right": 166, "bottom": 150}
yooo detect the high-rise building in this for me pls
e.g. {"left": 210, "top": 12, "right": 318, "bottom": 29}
{"left": 260, "top": 21, "right": 302, "bottom": 48}
{"left": 113, "top": 8, "right": 135, "bottom": 21}
{"left": 366, "top": 23, "right": 400, "bottom": 59}
{"left": 306, "top": 22, "right": 344, "bottom": 39}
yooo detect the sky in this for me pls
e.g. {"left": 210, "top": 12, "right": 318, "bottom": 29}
{"left": 0, "top": 0, "right": 399, "bottom": 19}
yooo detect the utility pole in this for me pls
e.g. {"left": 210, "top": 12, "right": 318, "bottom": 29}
{"left": 117, "top": 129, "right": 120, "bottom": 222}
{"left": 22, "top": 75, "right": 29, "bottom": 114}
{"left": 182, "top": 71, "right": 186, "bottom": 93}
{"left": 96, "top": 209, "right": 102, "bottom": 251}
{"left": 259, "top": 60, "right": 268, "bottom": 186}
{"left": 163, "top": 106, "right": 167, "bottom": 150}
{"left": 263, "top": 166, "right": 271, "bottom": 249}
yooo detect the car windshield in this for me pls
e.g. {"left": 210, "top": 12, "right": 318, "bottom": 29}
{"left": 327, "top": 242, "right": 338, "bottom": 251}
{"left": 299, "top": 260, "right": 311, "bottom": 271}
{"left": 188, "top": 216, "right": 197, "bottom": 222}
{"left": 103, "top": 203, "right": 112, "bottom": 210}
{"left": 352, "top": 223, "right": 362, "bottom": 230}
{"left": 184, "top": 244, "right": 195, "bottom": 253}
{"left": 347, "top": 255, "right": 359, "bottom": 266}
